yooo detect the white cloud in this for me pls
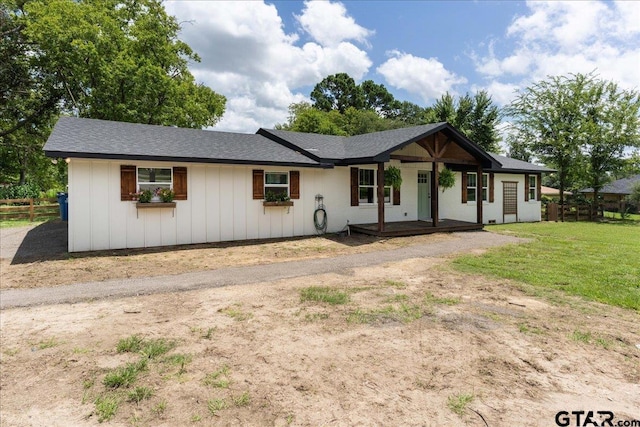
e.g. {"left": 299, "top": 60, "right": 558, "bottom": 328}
{"left": 377, "top": 51, "right": 467, "bottom": 103}
{"left": 164, "top": 1, "right": 373, "bottom": 132}
{"left": 474, "top": 0, "right": 640, "bottom": 106}
{"left": 295, "top": 1, "right": 373, "bottom": 47}
{"left": 470, "top": 81, "right": 520, "bottom": 107}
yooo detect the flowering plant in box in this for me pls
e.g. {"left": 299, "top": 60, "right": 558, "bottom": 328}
{"left": 156, "top": 188, "right": 175, "bottom": 202}
{"left": 132, "top": 189, "right": 153, "bottom": 203}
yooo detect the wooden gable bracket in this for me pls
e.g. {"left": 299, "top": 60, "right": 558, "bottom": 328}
{"left": 436, "top": 138, "right": 452, "bottom": 158}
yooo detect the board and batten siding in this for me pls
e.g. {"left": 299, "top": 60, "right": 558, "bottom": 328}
{"left": 438, "top": 172, "right": 541, "bottom": 224}
{"left": 67, "top": 159, "right": 326, "bottom": 252}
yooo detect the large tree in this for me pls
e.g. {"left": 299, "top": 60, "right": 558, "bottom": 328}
{"left": 505, "top": 74, "right": 587, "bottom": 220}
{"left": 505, "top": 73, "right": 640, "bottom": 220}
{"left": 310, "top": 73, "right": 363, "bottom": 114}
{"left": 581, "top": 78, "right": 640, "bottom": 205}
{"left": 431, "top": 91, "right": 501, "bottom": 153}
{"left": 1, "top": 0, "right": 226, "bottom": 187}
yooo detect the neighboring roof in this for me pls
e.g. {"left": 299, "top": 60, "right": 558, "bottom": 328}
{"left": 486, "top": 153, "right": 555, "bottom": 174}
{"left": 581, "top": 175, "right": 640, "bottom": 195}
{"left": 541, "top": 185, "right": 571, "bottom": 196}
{"left": 44, "top": 117, "right": 325, "bottom": 168}
{"left": 261, "top": 123, "right": 499, "bottom": 168}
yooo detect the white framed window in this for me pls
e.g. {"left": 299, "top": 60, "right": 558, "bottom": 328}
{"left": 137, "top": 167, "right": 172, "bottom": 191}
{"left": 467, "top": 172, "right": 489, "bottom": 203}
{"left": 265, "top": 172, "right": 289, "bottom": 198}
{"left": 359, "top": 169, "right": 391, "bottom": 204}
{"left": 528, "top": 175, "right": 536, "bottom": 201}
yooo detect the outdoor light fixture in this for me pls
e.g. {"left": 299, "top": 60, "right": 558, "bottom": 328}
{"left": 65, "top": 158, "right": 71, "bottom": 164}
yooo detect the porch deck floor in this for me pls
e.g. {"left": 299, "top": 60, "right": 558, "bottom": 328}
{"left": 349, "top": 219, "right": 483, "bottom": 237}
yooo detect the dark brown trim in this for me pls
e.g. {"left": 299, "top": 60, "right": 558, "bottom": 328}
{"left": 173, "top": 167, "right": 188, "bottom": 200}
{"left": 536, "top": 173, "right": 541, "bottom": 202}
{"left": 377, "top": 163, "right": 385, "bottom": 232}
{"left": 461, "top": 171, "right": 468, "bottom": 204}
{"left": 289, "top": 170, "right": 300, "bottom": 199}
{"left": 477, "top": 165, "right": 483, "bottom": 225}
{"left": 431, "top": 163, "right": 439, "bottom": 227}
{"left": 489, "top": 173, "right": 495, "bottom": 203}
{"left": 350, "top": 167, "right": 359, "bottom": 206}
{"left": 120, "top": 165, "right": 136, "bottom": 201}
{"left": 253, "top": 169, "right": 264, "bottom": 199}
{"left": 524, "top": 173, "right": 530, "bottom": 202}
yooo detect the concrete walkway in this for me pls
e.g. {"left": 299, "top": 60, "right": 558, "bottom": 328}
{"left": 0, "top": 231, "right": 526, "bottom": 309}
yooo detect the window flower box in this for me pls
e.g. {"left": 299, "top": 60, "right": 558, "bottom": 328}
{"left": 262, "top": 201, "right": 294, "bottom": 207}
{"left": 262, "top": 200, "right": 293, "bottom": 214}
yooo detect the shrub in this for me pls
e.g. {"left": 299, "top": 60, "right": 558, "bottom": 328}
{"left": 0, "top": 183, "right": 41, "bottom": 201}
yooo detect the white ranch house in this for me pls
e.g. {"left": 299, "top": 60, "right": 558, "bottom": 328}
{"left": 44, "top": 117, "right": 551, "bottom": 252}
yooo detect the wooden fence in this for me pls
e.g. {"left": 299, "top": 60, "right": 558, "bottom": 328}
{"left": 543, "top": 202, "right": 628, "bottom": 221}
{"left": 0, "top": 197, "right": 60, "bottom": 222}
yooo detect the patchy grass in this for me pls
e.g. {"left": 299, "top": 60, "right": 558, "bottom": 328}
{"left": 203, "top": 365, "right": 231, "bottom": 389}
{"left": 207, "top": 398, "right": 227, "bottom": 415}
{"left": 453, "top": 222, "right": 640, "bottom": 310}
{"left": 141, "top": 338, "right": 175, "bottom": 359}
{"left": 300, "top": 286, "right": 350, "bottom": 305}
{"left": 116, "top": 335, "right": 145, "bottom": 353}
{"left": 0, "top": 218, "right": 57, "bottom": 229}
{"left": 37, "top": 337, "right": 59, "bottom": 349}
{"left": 103, "top": 359, "right": 148, "bottom": 389}
{"left": 219, "top": 304, "right": 253, "bottom": 321}
{"left": 347, "top": 303, "right": 424, "bottom": 325}
{"left": 127, "top": 386, "right": 154, "bottom": 403}
{"left": 94, "top": 393, "right": 120, "bottom": 422}
{"left": 424, "top": 292, "right": 461, "bottom": 306}
{"left": 447, "top": 392, "right": 474, "bottom": 416}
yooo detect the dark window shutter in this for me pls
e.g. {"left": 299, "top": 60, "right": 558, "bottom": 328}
{"left": 524, "top": 174, "right": 530, "bottom": 201}
{"left": 393, "top": 186, "right": 400, "bottom": 205}
{"left": 489, "top": 173, "right": 495, "bottom": 203}
{"left": 253, "top": 169, "right": 264, "bottom": 199}
{"left": 120, "top": 165, "right": 136, "bottom": 201}
{"left": 290, "top": 170, "right": 300, "bottom": 199}
{"left": 350, "top": 167, "right": 359, "bottom": 206}
{"left": 536, "top": 173, "right": 541, "bottom": 201}
{"left": 172, "top": 167, "right": 188, "bottom": 200}
{"left": 461, "top": 171, "right": 468, "bottom": 204}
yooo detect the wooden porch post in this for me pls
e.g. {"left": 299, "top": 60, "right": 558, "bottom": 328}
{"left": 476, "top": 165, "right": 483, "bottom": 225}
{"left": 431, "top": 162, "right": 439, "bottom": 227}
{"left": 377, "top": 162, "right": 385, "bottom": 232}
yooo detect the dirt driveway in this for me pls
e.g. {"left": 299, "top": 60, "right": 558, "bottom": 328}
{"left": 1, "top": 224, "right": 639, "bottom": 426}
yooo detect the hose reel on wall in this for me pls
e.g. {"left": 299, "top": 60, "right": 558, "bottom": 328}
{"left": 314, "top": 194, "right": 327, "bottom": 234}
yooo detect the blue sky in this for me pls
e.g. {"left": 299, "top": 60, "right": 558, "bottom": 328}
{"left": 164, "top": 1, "right": 640, "bottom": 134}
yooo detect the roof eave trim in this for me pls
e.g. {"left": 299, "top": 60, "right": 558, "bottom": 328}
{"left": 44, "top": 151, "right": 330, "bottom": 169}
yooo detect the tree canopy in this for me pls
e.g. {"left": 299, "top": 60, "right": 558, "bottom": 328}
{"left": 430, "top": 91, "right": 501, "bottom": 153}
{"left": 0, "top": 0, "right": 226, "bottom": 188}
{"left": 505, "top": 72, "right": 640, "bottom": 219}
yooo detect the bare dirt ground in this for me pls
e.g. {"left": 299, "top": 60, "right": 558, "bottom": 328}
{"left": 1, "top": 224, "right": 639, "bottom": 426}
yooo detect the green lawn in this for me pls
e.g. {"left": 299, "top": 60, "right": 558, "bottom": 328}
{"left": 453, "top": 222, "right": 640, "bottom": 311}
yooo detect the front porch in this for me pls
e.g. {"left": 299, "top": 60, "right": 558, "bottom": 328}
{"left": 349, "top": 219, "right": 483, "bottom": 237}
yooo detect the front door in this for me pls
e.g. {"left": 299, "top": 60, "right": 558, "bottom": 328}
{"left": 418, "top": 171, "right": 431, "bottom": 220}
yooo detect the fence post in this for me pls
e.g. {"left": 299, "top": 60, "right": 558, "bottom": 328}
{"left": 29, "top": 198, "right": 34, "bottom": 222}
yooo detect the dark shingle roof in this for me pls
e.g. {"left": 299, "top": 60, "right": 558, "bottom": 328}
{"left": 257, "top": 129, "right": 346, "bottom": 160}
{"left": 342, "top": 123, "right": 445, "bottom": 160}
{"left": 261, "top": 123, "right": 499, "bottom": 168}
{"left": 581, "top": 175, "right": 640, "bottom": 195}
{"left": 44, "top": 117, "right": 323, "bottom": 167}
{"left": 45, "top": 117, "right": 554, "bottom": 175}
{"left": 487, "top": 153, "right": 555, "bottom": 173}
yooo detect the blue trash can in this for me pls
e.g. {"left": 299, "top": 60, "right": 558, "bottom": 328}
{"left": 57, "top": 192, "right": 68, "bottom": 221}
